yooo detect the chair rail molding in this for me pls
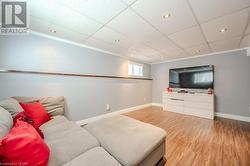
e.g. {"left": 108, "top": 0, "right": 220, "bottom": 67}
{"left": 0, "top": 69, "right": 152, "bottom": 81}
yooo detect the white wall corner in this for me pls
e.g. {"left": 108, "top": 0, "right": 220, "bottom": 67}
{"left": 215, "top": 112, "right": 250, "bottom": 123}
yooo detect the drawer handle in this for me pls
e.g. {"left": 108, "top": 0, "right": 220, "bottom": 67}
{"left": 170, "top": 98, "right": 184, "bottom": 101}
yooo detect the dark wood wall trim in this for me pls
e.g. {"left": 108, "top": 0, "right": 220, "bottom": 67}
{"left": 0, "top": 69, "right": 152, "bottom": 80}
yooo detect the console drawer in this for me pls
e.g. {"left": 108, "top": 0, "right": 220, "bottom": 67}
{"left": 167, "top": 98, "right": 184, "bottom": 107}
{"left": 162, "top": 92, "right": 214, "bottom": 119}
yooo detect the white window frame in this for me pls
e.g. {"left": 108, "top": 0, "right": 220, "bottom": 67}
{"left": 128, "top": 61, "right": 143, "bottom": 77}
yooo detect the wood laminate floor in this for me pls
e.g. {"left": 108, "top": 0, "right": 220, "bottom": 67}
{"left": 124, "top": 106, "right": 250, "bottom": 166}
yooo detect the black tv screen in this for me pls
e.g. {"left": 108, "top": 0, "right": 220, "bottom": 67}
{"left": 169, "top": 65, "right": 214, "bottom": 89}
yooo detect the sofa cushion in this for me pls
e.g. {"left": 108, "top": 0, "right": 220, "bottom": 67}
{"left": 40, "top": 115, "right": 68, "bottom": 129}
{"left": 13, "top": 96, "right": 64, "bottom": 116}
{"left": 0, "top": 98, "right": 23, "bottom": 117}
{"left": 84, "top": 115, "right": 166, "bottom": 166}
{"left": 42, "top": 121, "right": 81, "bottom": 139}
{"left": 45, "top": 127, "right": 100, "bottom": 165}
{"left": 63, "top": 147, "right": 121, "bottom": 166}
{"left": 0, "top": 107, "right": 13, "bottom": 139}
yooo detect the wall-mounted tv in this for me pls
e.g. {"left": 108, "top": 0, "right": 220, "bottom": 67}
{"left": 169, "top": 65, "right": 214, "bottom": 89}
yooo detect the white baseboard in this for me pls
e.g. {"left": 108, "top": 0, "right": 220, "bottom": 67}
{"left": 76, "top": 103, "right": 250, "bottom": 126}
{"left": 76, "top": 103, "right": 151, "bottom": 126}
{"left": 215, "top": 112, "right": 250, "bottom": 122}
{"left": 151, "top": 103, "right": 163, "bottom": 107}
{"left": 151, "top": 103, "right": 250, "bottom": 122}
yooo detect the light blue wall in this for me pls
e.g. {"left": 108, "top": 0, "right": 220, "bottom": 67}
{"left": 3, "top": 34, "right": 247, "bottom": 119}
{"left": 0, "top": 34, "right": 152, "bottom": 120}
{"left": 151, "top": 50, "right": 250, "bottom": 117}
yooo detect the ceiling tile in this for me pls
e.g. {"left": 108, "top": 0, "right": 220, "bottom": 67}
{"left": 30, "top": 0, "right": 102, "bottom": 35}
{"left": 131, "top": 53, "right": 163, "bottom": 63}
{"left": 240, "top": 34, "right": 250, "bottom": 47}
{"left": 121, "top": 0, "right": 137, "bottom": 6}
{"left": 173, "top": 50, "right": 189, "bottom": 58}
{"left": 30, "top": 16, "right": 88, "bottom": 43}
{"left": 28, "top": 0, "right": 248, "bottom": 63}
{"left": 135, "top": 45, "right": 161, "bottom": 57}
{"left": 121, "top": 44, "right": 164, "bottom": 61}
{"left": 145, "top": 37, "right": 180, "bottom": 53}
{"left": 189, "top": 0, "right": 250, "bottom": 23}
{"left": 146, "top": 37, "right": 188, "bottom": 60}
{"left": 107, "top": 9, "right": 162, "bottom": 43}
{"left": 131, "top": 0, "right": 197, "bottom": 35}
{"left": 168, "top": 26, "right": 207, "bottom": 48}
{"left": 154, "top": 50, "right": 190, "bottom": 62}
{"left": 185, "top": 43, "right": 211, "bottom": 56}
{"left": 130, "top": 54, "right": 155, "bottom": 62}
{"left": 84, "top": 37, "right": 127, "bottom": 55}
{"left": 122, "top": 44, "right": 160, "bottom": 57}
{"left": 201, "top": 8, "right": 249, "bottom": 42}
{"left": 210, "top": 37, "right": 241, "bottom": 52}
{"left": 90, "top": 27, "right": 133, "bottom": 49}
{"left": 56, "top": 0, "right": 127, "bottom": 24}
{"left": 165, "top": 49, "right": 189, "bottom": 59}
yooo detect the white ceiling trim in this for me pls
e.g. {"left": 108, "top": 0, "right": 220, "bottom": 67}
{"left": 30, "top": 31, "right": 249, "bottom": 66}
{"left": 30, "top": 30, "right": 147, "bottom": 64}
{"left": 150, "top": 47, "right": 249, "bottom": 65}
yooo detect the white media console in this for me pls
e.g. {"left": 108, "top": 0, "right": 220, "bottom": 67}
{"left": 162, "top": 91, "right": 214, "bottom": 119}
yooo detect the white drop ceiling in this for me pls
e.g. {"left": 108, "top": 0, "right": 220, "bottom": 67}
{"left": 29, "top": 0, "right": 250, "bottom": 63}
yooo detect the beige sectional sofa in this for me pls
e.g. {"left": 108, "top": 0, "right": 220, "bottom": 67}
{"left": 0, "top": 96, "right": 166, "bottom": 166}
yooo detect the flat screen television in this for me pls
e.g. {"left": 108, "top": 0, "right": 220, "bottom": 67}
{"left": 169, "top": 65, "right": 214, "bottom": 89}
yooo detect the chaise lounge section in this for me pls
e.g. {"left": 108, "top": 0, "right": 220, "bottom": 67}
{"left": 1, "top": 96, "right": 166, "bottom": 166}
{"left": 84, "top": 115, "right": 166, "bottom": 166}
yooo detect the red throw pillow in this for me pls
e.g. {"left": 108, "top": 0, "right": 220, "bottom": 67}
{"left": 19, "top": 102, "right": 51, "bottom": 128}
{"left": 14, "top": 112, "right": 44, "bottom": 139}
{"left": 0, "top": 120, "right": 50, "bottom": 166}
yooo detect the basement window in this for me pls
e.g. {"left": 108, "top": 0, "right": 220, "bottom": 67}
{"left": 128, "top": 62, "right": 143, "bottom": 76}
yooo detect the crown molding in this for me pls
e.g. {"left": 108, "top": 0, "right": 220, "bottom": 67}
{"left": 150, "top": 47, "right": 250, "bottom": 65}
{"left": 30, "top": 31, "right": 249, "bottom": 65}
{"left": 30, "top": 31, "right": 147, "bottom": 64}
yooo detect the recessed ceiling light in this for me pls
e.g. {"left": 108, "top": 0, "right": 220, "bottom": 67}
{"left": 114, "top": 39, "right": 120, "bottom": 42}
{"left": 163, "top": 13, "right": 171, "bottom": 19}
{"left": 50, "top": 29, "right": 56, "bottom": 33}
{"left": 219, "top": 28, "right": 227, "bottom": 33}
